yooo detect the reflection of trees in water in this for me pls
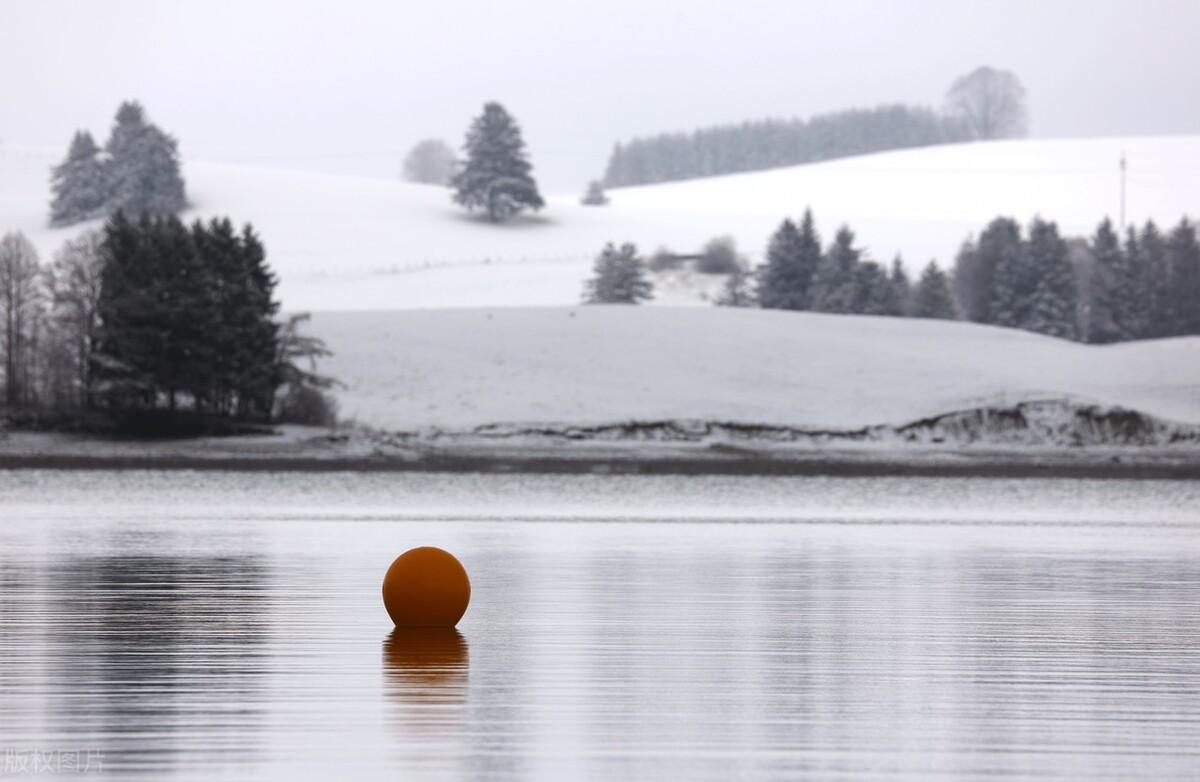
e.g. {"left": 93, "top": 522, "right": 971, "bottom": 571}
{"left": 41, "top": 554, "right": 272, "bottom": 775}
{"left": 0, "top": 564, "right": 40, "bottom": 739}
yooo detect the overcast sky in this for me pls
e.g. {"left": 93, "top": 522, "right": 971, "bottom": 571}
{"left": 3, "top": 0, "right": 1199, "bottom": 190}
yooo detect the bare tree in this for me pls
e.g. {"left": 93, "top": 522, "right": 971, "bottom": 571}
{"left": 45, "top": 230, "right": 105, "bottom": 408}
{"left": 402, "top": 139, "right": 457, "bottom": 185}
{"left": 944, "top": 66, "right": 1028, "bottom": 140}
{"left": 272, "top": 312, "right": 341, "bottom": 425}
{"left": 0, "top": 232, "right": 44, "bottom": 408}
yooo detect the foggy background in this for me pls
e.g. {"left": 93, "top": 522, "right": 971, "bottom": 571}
{"left": 3, "top": 0, "right": 1199, "bottom": 190}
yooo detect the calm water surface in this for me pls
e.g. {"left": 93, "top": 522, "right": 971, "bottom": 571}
{"left": 1, "top": 471, "right": 1198, "bottom": 780}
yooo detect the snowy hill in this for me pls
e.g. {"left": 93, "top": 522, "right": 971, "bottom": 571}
{"left": 3, "top": 136, "right": 1199, "bottom": 311}
{"left": 310, "top": 307, "right": 1200, "bottom": 436}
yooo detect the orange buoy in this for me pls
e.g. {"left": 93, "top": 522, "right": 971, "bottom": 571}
{"left": 382, "top": 547, "right": 471, "bottom": 627}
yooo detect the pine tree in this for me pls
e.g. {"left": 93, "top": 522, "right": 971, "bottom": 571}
{"left": 852, "top": 261, "right": 893, "bottom": 315}
{"left": 49, "top": 131, "right": 109, "bottom": 226}
{"left": 967, "top": 217, "right": 1022, "bottom": 324}
{"left": 757, "top": 210, "right": 821, "bottom": 310}
{"left": 188, "top": 218, "right": 280, "bottom": 417}
{"left": 1140, "top": 221, "right": 1172, "bottom": 338}
{"left": 234, "top": 224, "right": 280, "bottom": 417}
{"left": 159, "top": 215, "right": 214, "bottom": 406}
{"left": 1166, "top": 218, "right": 1200, "bottom": 336}
{"left": 883, "top": 256, "right": 912, "bottom": 316}
{"left": 911, "top": 260, "right": 957, "bottom": 319}
{"left": 812, "top": 226, "right": 861, "bottom": 313}
{"left": 582, "top": 243, "right": 653, "bottom": 304}
{"left": 990, "top": 220, "right": 1037, "bottom": 328}
{"left": 451, "top": 102, "right": 544, "bottom": 222}
{"left": 1121, "top": 227, "right": 1151, "bottom": 340}
{"left": 1023, "top": 218, "right": 1077, "bottom": 339}
{"left": 951, "top": 239, "right": 980, "bottom": 318}
{"left": 192, "top": 218, "right": 241, "bottom": 411}
{"left": 1086, "top": 218, "right": 1125, "bottom": 343}
{"left": 953, "top": 218, "right": 1020, "bottom": 323}
{"left": 105, "top": 101, "right": 187, "bottom": 217}
{"left": 94, "top": 212, "right": 160, "bottom": 405}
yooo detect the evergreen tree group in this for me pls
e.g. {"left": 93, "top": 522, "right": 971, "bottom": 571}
{"left": 1097, "top": 218, "right": 1200, "bottom": 341}
{"left": 49, "top": 101, "right": 187, "bottom": 227}
{"left": 1, "top": 218, "right": 335, "bottom": 427}
{"left": 582, "top": 243, "right": 654, "bottom": 304}
{"left": 94, "top": 212, "right": 280, "bottom": 418}
{"left": 603, "top": 104, "right": 969, "bottom": 187}
{"left": 749, "top": 208, "right": 1197, "bottom": 341}
{"left": 952, "top": 215, "right": 1199, "bottom": 342}
{"left": 600, "top": 66, "right": 1023, "bottom": 188}
{"left": 754, "top": 209, "right": 929, "bottom": 319}
{"left": 451, "top": 102, "right": 544, "bottom": 223}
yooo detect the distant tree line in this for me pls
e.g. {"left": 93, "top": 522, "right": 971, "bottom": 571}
{"left": 601, "top": 66, "right": 1026, "bottom": 188}
{"left": 50, "top": 101, "right": 187, "bottom": 227}
{"left": 0, "top": 217, "right": 335, "bottom": 431}
{"left": 604, "top": 105, "right": 965, "bottom": 188}
{"left": 954, "top": 216, "right": 1200, "bottom": 342}
{"left": 582, "top": 202, "right": 1199, "bottom": 347}
{"left": 746, "top": 209, "right": 1200, "bottom": 342}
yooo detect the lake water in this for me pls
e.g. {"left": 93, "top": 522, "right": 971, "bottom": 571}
{"left": 1, "top": 471, "right": 1198, "bottom": 780}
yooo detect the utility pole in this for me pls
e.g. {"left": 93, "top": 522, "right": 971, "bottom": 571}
{"left": 1119, "top": 151, "right": 1127, "bottom": 232}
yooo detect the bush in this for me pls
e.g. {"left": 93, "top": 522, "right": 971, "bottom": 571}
{"left": 696, "top": 235, "right": 744, "bottom": 274}
{"left": 715, "top": 270, "right": 756, "bottom": 307}
{"left": 580, "top": 180, "right": 609, "bottom": 206}
{"left": 276, "top": 384, "right": 339, "bottom": 427}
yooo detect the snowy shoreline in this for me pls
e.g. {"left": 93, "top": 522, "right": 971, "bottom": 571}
{"left": 1, "top": 426, "right": 1197, "bottom": 479}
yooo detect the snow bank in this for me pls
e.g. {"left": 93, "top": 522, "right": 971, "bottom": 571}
{"left": 309, "top": 307, "right": 1200, "bottom": 434}
{"left": 4, "top": 135, "right": 1199, "bottom": 310}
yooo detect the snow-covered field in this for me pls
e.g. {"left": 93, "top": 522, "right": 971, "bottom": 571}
{"left": 3, "top": 135, "right": 1199, "bottom": 311}
{"left": 310, "top": 307, "right": 1200, "bottom": 433}
{"left": 5, "top": 137, "right": 1197, "bottom": 440}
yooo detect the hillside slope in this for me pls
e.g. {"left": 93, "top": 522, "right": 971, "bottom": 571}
{"left": 310, "top": 307, "right": 1200, "bottom": 438}
{"left": 3, "top": 135, "right": 1199, "bottom": 310}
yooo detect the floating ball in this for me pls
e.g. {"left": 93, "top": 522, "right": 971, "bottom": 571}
{"left": 382, "top": 547, "right": 471, "bottom": 627}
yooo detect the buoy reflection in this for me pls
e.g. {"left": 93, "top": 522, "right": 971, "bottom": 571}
{"left": 382, "top": 628, "right": 469, "bottom": 737}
